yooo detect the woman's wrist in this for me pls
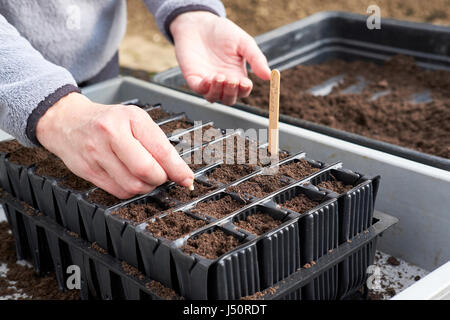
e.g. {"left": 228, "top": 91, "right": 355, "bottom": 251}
{"left": 35, "top": 92, "right": 90, "bottom": 149}
{"left": 169, "top": 11, "right": 218, "bottom": 41}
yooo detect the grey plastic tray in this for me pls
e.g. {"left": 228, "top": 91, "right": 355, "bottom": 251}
{"left": 152, "top": 11, "right": 450, "bottom": 171}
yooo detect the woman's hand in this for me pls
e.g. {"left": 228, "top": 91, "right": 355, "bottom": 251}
{"left": 170, "top": 11, "right": 271, "bottom": 106}
{"left": 36, "top": 92, "right": 194, "bottom": 199}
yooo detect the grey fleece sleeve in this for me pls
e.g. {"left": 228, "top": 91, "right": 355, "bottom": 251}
{"left": 143, "top": 0, "right": 226, "bottom": 42}
{"left": 0, "top": 14, "right": 79, "bottom": 147}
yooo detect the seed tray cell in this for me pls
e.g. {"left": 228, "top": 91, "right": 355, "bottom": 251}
{"left": 171, "top": 224, "right": 259, "bottom": 299}
{"left": 184, "top": 190, "right": 249, "bottom": 220}
{"left": 169, "top": 121, "right": 224, "bottom": 149}
{"left": 228, "top": 203, "right": 300, "bottom": 289}
{"left": 104, "top": 194, "right": 169, "bottom": 270}
{"left": 135, "top": 209, "right": 210, "bottom": 289}
{"left": 306, "top": 168, "right": 380, "bottom": 243}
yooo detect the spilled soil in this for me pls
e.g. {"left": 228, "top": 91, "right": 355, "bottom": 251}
{"left": 0, "top": 221, "right": 80, "bottom": 300}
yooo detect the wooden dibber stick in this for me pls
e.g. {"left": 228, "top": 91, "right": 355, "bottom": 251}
{"left": 268, "top": 69, "right": 280, "bottom": 156}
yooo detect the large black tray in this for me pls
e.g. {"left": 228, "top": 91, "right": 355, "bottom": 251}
{"left": 152, "top": 11, "right": 450, "bottom": 171}
{"left": 0, "top": 190, "right": 396, "bottom": 300}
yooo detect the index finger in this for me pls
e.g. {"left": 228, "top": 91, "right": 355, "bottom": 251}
{"left": 130, "top": 113, "right": 194, "bottom": 187}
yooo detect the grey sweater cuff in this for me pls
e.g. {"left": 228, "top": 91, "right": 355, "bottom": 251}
{"left": 26, "top": 84, "right": 81, "bottom": 147}
{"left": 144, "top": 0, "right": 226, "bottom": 43}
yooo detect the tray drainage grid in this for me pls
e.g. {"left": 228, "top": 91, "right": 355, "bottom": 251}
{"left": 0, "top": 99, "right": 396, "bottom": 300}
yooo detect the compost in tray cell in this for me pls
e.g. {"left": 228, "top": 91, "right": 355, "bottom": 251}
{"left": 278, "top": 158, "right": 322, "bottom": 181}
{"left": 146, "top": 107, "right": 172, "bottom": 122}
{"left": 278, "top": 192, "right": 321, "bottom": 214}
{"left": 111, "top": 199, "right": 167, "bottom": 224}
{"left": 87, "top": 188, "right": 122, "bottom": 207}
{"left": 205, "top": 164, "right": 255, "bottom": 185}
{"left": 233, "top": 210, "right": 283, "bottom": 236}
{"left": 226, "top": 173, "right": 291, "bottom": 199}
{"left": 181, "top": 227, "right": 243, "bottom": 260}
{"left": 0, "top": 139, "right": 21, "bottom": 154}
{"left": 159, "top": 119, "right": 192, "bottom": 135}
{"left": 189, "top": 193, "right": 247, "bottom": 219}
{"left": 8, "top": 146, "right": 50, "bottom": 167}
{"left": 178, "top": 125, "right": 222, "bottom": 144}
{"left": 146, "top": 210, "right": 208, "bottom": 240}
{"left": 34, "top": 155, "right": 95, "bottom": 192}
{"left": 160, "top": 180, "right": 216, "bottom": 205}
{"left": 316, "top": 173, "right": 355, "bottom": 194}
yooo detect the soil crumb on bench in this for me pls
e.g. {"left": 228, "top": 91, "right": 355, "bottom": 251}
{"left": 147, "top": 108, "right": 171, "bottom": 122}
{"left": 227, "top": 174, "right": 289, "bottom": 198}
{"left": 112, "top": 201, "right": 166, "bottom": 224}
{"left": 90, "top": 242, "right": 107, "bottom": 255}
{"left": 234, "top": 212, "right": 282, "bottom": 235}
{"left": 163, "top": 180, "right": 215, "bottom": 204}
{"left": 0, "top": 140, "right": 22, "bottom": 154}
{"left": 241, "top": 287, "right": 277, "bottom": 300}
{"left": 182, "top": 229, "right": 241, "bottom": 260}
{"left": 190, "top": 195, "right": 245, "bottom": 219}
{"left": 146, "top": 211, "right": 207, "bottom": 240}
{"left": 87, "top": 188, "right": 121, "bottom": 207}
{"left": 122, "top": 261, "right": 145, "bottom": 280}
{"left": 280, "top": 193, "right": 320, "bottom": 213}
{"left": 279, "top": 159, "right": 321, "bottom": 180}
{"left": 146, "top": 280, "right": 183, "bottom": 300}
{"left": 206, "top": 164, "right": 254, "bottom": 185}
{"left": 160, "top": 119, "right": 192, "bottom": 135}
{"left": 317, "top": 175, "right": 354, "bottom": 194}
{"left": 0, "top": 222, "right": 80, "bottom": 300}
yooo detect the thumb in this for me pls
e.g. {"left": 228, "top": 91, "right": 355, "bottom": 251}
{"left": 238, "top": 35, "right": 271, "bottom": 81}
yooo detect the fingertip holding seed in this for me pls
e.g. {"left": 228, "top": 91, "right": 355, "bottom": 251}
{"left": 188, "top": 184, "right": 195, "bottom": 191}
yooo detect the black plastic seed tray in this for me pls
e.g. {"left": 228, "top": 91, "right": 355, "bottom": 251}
{"left": 306, "top": 168, "right": 380, "bottom": 243}
{"left": 0, "top": 186, "right": 397, "bottom": 300}
{"left": 0, "top": 192, "right": 182, "bottom": 300}
{"left": 152, "top": 11, "right": 450, "bottom": 170}
{"left": 135, "top": 156, "right": 338, "bottom": 299}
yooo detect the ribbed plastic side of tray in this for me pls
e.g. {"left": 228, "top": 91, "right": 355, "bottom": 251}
{"left": 0, "top": 193, "right": 175, "bottom": 300}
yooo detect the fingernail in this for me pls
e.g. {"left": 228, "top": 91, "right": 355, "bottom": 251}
{"left": 216, "top": 74, "right": 226, "bottom": 83}
{"left": 182, "top": 177, "right": 194, "bottom": 188}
